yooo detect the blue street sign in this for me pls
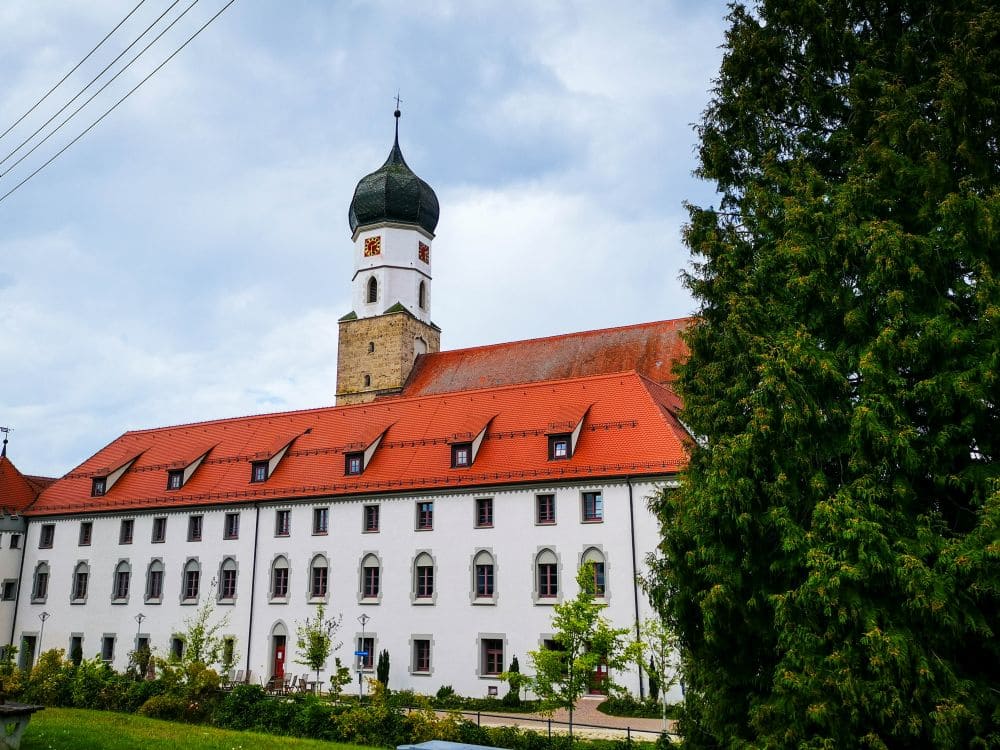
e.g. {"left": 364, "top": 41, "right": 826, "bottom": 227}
{"left": 354, "top": 651, "right": 368, "bottom": 656}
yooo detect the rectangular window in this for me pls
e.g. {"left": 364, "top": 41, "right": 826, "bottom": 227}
{"left": 73, "top": 570, "right": 89, "bottom": 601}
{"left": 476, "top": 564, "right": 494, "bottom": 598}
{"left": 275, "top": 509, "right": 290, "bottom": 537}
{"left": 251, "top": 461, "right": 268, "bottom": 483}
{"left": 151, "top": 517, "right": 167, "bottom": 543}
{"left": 538, "top": 563, "right": 558, "bottom": 598}
{"left": 220, "top": 569, "right": 237, "bottom": 600}
{"left": 146, "top": 570, "right": 163, "bottom": 601}
{"left": 311, "top": 565, "right": 328, "bottom": 598}
{"left": 363, "top": 565, "right": 380, "bottom": 598}
{"left": 119, "top": 519, "right": 133, "bottom": 545}
{"left": 413, "top": 639, "right": 431, "bottom": 673}
{"left": 451, "top": 443, "right": 471, "bottom": 468}
{"left": 184, "top": 569, "right": 200, "bottom": 600}
{"left": 416, "top": 565, "right": 434, "bottom": 598}
{"left": 9, "top": 534, "right": 20, "bottom": 549}
{"left": 364, "top": 505, "right": 380, "bottom": 532}
{"left": 224, "top": 513, "right": 240, "bottom": 540}
{"left": 345, "top": 452, "right": 363, "bottom": 475}
{"left": 171, "top": 637, "right": 184, "bottom": 660}
{"left": 582, "top": 491, "right": 604, "bottom": 522}
{"left": 475, "top": 498, "right": 493, "bottom": 528}
{"left": 91, "top": 477, "right": 106, "bottom": 497}
{"left": 272, "top": 566, "right": 288, "bottom": 598}
{"left": 313, "top": 507, "right": 329, "bottom": 535}
{"left": 417, "top": 501, "right": 433, "bottom": 530}
{"left": 1, "top": 581, "right": 16, "bottom": 601}
{"left": 358, "top": 637, "right": 375, "bottom": 670}
{"left": 536, "top": 494, "right": 556, "bottom": 525}
{"left": 188, "top": 515, "right": 203, "bottom": 542}
{"left": 482, "top": 638, "right": 504, "bottom": 675}
{"left": 548, "top": 435, "right": 570, "bottom": 460}
{"left": 39, "top": 524, "right": 55, "bottom": 549}
{"left": 114, "top": 570, "right": 130, "bottom": 600}
{"left": 78, "top": 521, "right": 93, "bottom": 546}
{"left": 167, "top": 470, "right": 183, "bottom": 490}
{"left": 222, "top": 638, "right": 235, "bottom": 668}
{"left": 101, "top": 636, "right": 115, "bottom": 662}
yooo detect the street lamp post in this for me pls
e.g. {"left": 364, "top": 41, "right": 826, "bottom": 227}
{"left": 357, "top": 613, "right": 371, "bottom": 702}
{"left": 135, "top": 612, "right": 146, "bottom": 648}
{"left": 38, "top": 611, "right": 50, "bottom": 655}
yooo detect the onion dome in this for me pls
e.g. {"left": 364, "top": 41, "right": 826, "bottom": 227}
{"left": 349, "top": 110, "right": 439, "bottom": 235}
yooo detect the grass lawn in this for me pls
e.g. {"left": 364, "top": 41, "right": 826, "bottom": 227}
{"left": 21, "top": 707, "right": 375, "bottom": 750}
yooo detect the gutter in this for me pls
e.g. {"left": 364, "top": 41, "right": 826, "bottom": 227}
{"left": 627, "top": 476, "right": 644, "bottom": 699}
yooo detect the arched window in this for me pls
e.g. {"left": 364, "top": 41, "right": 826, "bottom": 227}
{"left": 71, "top": 561, "right": 90, "bottom": 602}
{"left": 271, "top": 556, "right": 289, "bottom": 600}
{"left": 363, "top": 374, "right": 371, "bottom": 387}
{"left": 581, "top": 547, "right": 607, "bottom": 598}
{"left": 472, "top": 550, "right": 496, "bottom": 601}
{"left": 412, "top": 551, "right": 435, "bottom": 603}
{"left": 218, "top": 557, "right": 238, "bottom": 602}
{"left": 360, "top": 554, "right": 381, "bottom": 601}
{"left": 535, "top": 548, "right": 559, "bottom": 602}
{"left": 182, "top": 559, "right": 201, "bottom": 602}
{"left": 367, "top": 276, "right": 378, "bottom": 304}
{"left": 145, "top": 559, "right": 165, "bottom": 602}
{"left": 368, "top": 341, "right": 375, "bottom": 353}
{"left": 112, "top": 561, "right": 131, "bottom": 602}
{"left": 31, "top": 562, "right": 49, "bottom": 602}
{"left": 418, "top": 281, "right": 426, "bottom": 309}
{"left": 309, "top": 555, "right": 328, "bottom": 600}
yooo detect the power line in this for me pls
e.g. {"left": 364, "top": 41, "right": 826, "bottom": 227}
{"left": 1, "top": 0, "right": 197, "bottom": 179}
{"left": 0, "top": 0, "right": 238, "bottom": 206}
{"left": 0, "top": 0, "right": 149, "bottom": 143}
{"left": 0, "top": 0, "right": 184, "bottom": 170}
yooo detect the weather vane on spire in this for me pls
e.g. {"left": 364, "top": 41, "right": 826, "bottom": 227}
{"left": 394, "top": 92, "right": 403, "bottom": 115}
{"left": 0, "top": 426, "right": 10, "bottom": 458}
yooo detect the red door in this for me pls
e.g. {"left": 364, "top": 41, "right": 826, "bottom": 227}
{"left": 590, "top": 661, "right": 608, "bottom": 694}
{"left": 273, "top": 636, "right": 286, "bottom": 679}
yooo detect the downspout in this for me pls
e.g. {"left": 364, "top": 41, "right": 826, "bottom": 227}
{"left": 627, "top": 476, "right": 644, "bottom": 699}
{"left": 245, "top": 504, "right": 261, "bottom": 676}
{"left": 9, "top": 518, "right": 28, "bottom": 650}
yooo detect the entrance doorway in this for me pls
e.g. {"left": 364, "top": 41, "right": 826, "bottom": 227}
{"left": 272, "top": 635, "right": 286, "bottom": 680}
{"left": 589, "top": 659, "right": 609, "bottom": 695}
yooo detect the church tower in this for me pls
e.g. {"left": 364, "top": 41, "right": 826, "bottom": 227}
{"left": 336, "top": 110, "right": 441, "bottom": 405}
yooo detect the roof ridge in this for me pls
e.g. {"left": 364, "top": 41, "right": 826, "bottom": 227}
{"left": 423, "top": 317, "right": 694, "bottom": 358}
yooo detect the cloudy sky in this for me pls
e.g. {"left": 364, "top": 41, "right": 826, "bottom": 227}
{"left": 0, "top": 0, "right": 728, "bottom": 478}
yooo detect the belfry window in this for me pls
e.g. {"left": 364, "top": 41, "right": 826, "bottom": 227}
{"left": 418, "top": 281, "right": 426, "bottom": 309}
{"left": 367, "top": 277, "right": 378, "bottom": 304}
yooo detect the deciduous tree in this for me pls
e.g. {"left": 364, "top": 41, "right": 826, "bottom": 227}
{"left": 295, "top": 604, "right": 343, "bottom": 689}
{"left": 649, "top": 1, "right": 999, "bottom": 747}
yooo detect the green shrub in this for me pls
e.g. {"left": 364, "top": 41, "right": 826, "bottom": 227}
{"left": 21, "top": 649, "right": 73, "bottom": 706}
{"left": 137, "top": 693, "right": 189, "bottom": 721}
{"left": 255, "top": 696, "right": 300, "bottom": 734}
{"left": 290, "top": 696, "right": 335, "bottom": 739}
{"left": 597, "top": 695, "right": 662, "bottom": 719}
{"left": 213, "top": 683, "right": 267, "bottom": 730}
{"left": 69, "top": 657, "right": 115, "bottom": 710}
{"left": 457, "top": 720, "right": 493, "bottom": 746}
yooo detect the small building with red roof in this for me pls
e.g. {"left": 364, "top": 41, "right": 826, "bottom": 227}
{"left": 9, "top": 117, "right": 691, "bottom": 700}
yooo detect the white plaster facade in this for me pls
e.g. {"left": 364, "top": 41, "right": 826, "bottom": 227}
{"left": 352, "top": 223, "right": 433, "bottom": 323}
{"left": 13, "top": 478, "right": 676, "bottom": 699}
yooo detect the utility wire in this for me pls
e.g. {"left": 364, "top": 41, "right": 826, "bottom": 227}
{"left": 0, "top": 0, "right": 184, "bottom": 171}
{"left": 0, "top": 0, "right": 203, "bottom": 180}
{"left": 0, "top": 0, "right": 238, "bottom": 206}
{"left": 0, "top": 0, "right": 148, "bottom": 143}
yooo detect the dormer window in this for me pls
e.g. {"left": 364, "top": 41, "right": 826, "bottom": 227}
{"left": 549, "top": 435, "right": 571, "bottom": 460}
{"left": 452, "top": 443, "right": 472, "bottom": 468}
{"left": 166, "top": 470, "right": 183, "bottom": 490}
{"left": 345, "top": 452, "right": 363, "bottom": 476}
{"left": 251, "top": 461, "right": 268, "bottom": 483}
{"left": 91, "top": 477, "right": 107, "bottom": 497}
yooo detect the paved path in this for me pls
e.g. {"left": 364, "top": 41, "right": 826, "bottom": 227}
{"left": 438, "top": 696, "right": 675, "bottom": 741}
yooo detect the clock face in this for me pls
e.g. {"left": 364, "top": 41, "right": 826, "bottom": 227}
{"left": 418, "top": 242, "right": 430, "bottom": 264}
{"left": 364, "top": 236, "right": 382, "bottom": 257}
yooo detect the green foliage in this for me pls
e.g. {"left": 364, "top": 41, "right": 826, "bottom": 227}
{"left": 650, "top": 1, "right": 1000, "bottom": 747}
{"left": 137, "top": 693, "right": 192, "bottom": 722}
{"left": 375, "top": 648, "right": 390, "bottom": 686}
{"left": 294, "top": 603, "right": 343, "bottom": 685}
{"left": 647, "top": 657, "right": 659, "bottom": 703}
{"left": 0, "top": 645, "right": 23, "bottom": 701}
{"left": 500, "top": 654, "right": 525, "bottom": 707}
{"left": 634, "top": 617, "right": 680, "bottom": 731}
{"left": 213, "top": 683, "right": 267, "bottom": 730}
{"left": 328, "top": 656, "right": 352, "bottom": 697}
{"left": 21, "top": 648, "right": 73, "bottom": 706}
{"left": 598, "top": 695, "right": 680, "bottom": 720}
{"left": 178, "top": 589, "right": 232, "bottom": 671}
{"left": 529, "top": 562, "right": 631, "bottom": 737}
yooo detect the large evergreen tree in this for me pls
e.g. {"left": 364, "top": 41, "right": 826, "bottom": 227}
{"left": 648, "top": 2, "right": 999, "bottom": 747}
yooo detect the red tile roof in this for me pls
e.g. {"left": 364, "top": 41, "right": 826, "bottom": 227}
{"left": 0, "top": 456, "right": 51, "bottom": 514}
{"left": 28, "top": 372, "right": 689, "bottom": 516}
{"left": 400, "top": 318, "right": 692, "bottom": 397}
